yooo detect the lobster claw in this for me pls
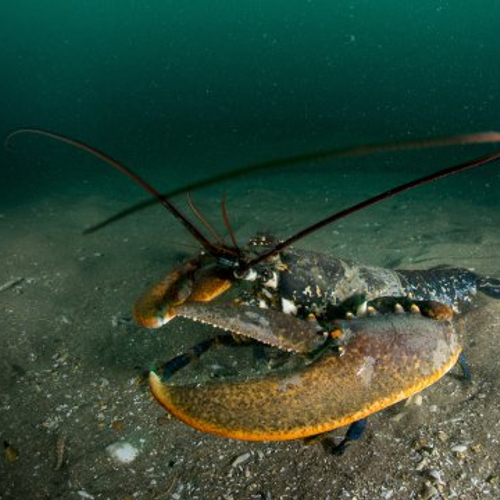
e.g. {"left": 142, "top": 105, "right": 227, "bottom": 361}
{"left": 134, "top": 256, "right": 233, "bottom": 328}
{"left": 149, "top": 312, "right": 461, "bottom": 441}
{"left": 173, "top": 302, "right": 327, "bottom": 353}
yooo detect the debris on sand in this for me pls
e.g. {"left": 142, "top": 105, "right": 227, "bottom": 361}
{"left": 106, "top": 441, "right": 139, "bottom": 464}
{"left": 0, "top": 277, "right": 24, "bottom": 293}
{"left": 4, "top": 441, "right": 19, "bottom": 463}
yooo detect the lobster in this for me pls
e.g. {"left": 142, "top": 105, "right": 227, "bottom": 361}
{"left": 6, "top": 128, "right": 500, "bottom": 452}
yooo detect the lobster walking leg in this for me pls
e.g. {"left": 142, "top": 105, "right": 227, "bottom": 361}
{"left": 156, "top": 334, "right": 243, "bottom": 380}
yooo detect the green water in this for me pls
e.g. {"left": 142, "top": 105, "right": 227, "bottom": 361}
{"left": 2, "top": 5, "right": 500, "bottom": 498}
{"left": 1, "top": 1, "right": 499, "bottom": 209}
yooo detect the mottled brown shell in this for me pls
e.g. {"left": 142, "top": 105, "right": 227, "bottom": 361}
{"left": 150, "top": 314, "right": 460, "bottom": 441}
{"left": 174, "top": 302, "right": 326, "bottom": 353}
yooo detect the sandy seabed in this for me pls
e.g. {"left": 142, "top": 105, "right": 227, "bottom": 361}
{"left": 1, "top": 168, "right": 500, "bottom": 500}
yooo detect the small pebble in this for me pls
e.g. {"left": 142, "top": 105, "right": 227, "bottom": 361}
{"left": 231, "top": 452, "right": 251, "bottom": 468}
{"left": 415, "top": 457, "right": 429, "bottom": 471}
{"left": 156, "top": 415, "right": 171, "bottom": 425}
{"left": 111, "top": 420, "right": 125, "bottom": 432}
{"left": 391, "top": 412, "right": 405, "bottom": 422}
{"left": 77, "top": 491, "right": 95, "bottom": 499}
{"left": 451, "top": 444, "right": 467, "bottom": 454}
{"left": 381, "top": 488, "right": 394, "bottom": 499}
{"left": 420, "top": 482, "right": 439, "bottom": 500}
{"left": 106, "top": 442, "right": 139, "bottom": 464}
{"left": 436, "top": 430, "right": 448, "bottom": 442}
{"left": 428, "top": 468, "right": 444, "bottom": 485}
{"left": 413, "top": 394, "right": 423, "bottom": 406}
{"left": 4, "top": 441, "right": 19, "bottom": 463}
{"left": 487, "top": 473, "right": 499, "bottom": 484}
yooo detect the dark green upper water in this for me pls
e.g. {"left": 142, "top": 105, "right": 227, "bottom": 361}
{"left": 1, "top": 1, "right": 500, "bottom": 207}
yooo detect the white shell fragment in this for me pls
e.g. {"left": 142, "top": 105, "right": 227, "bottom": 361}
{"left": 106, "top": 441, "right": 139, "bottom": 464}
{"left": 281, "top": 298, "right": 298, "bottom": 315}
{"left": 231, "top": 452, "right": 251, "bottom": 468}
{"left": 77, "top": 492, "right": 95, "bottom": 500}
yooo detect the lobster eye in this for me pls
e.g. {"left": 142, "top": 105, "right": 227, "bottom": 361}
{"left": 234, "top": 267, "right": 257, "bottom": 281}
{"left": 260, "top": 270, "right": 272, "bottom": 281}
{"left": 262, "top": 270, "right": 278, "bottom": 289}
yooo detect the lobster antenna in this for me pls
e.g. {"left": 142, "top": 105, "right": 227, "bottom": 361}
{"left": 5, "top": 128, "right": 234, "bottom": 259}
{"left": 81, "top": 131, "right": 500, "bottom": 233}
{"left": 165, "top": 239, "right": 202, "bottom": 252}
{"left": 186, "top": 192, "right": 228, "bottom": 248}
{"left": 221, "top": 195, "right": 240, "bottom": 250}
{"left": 242, "top": 139, "right": 500, "bottom": 271}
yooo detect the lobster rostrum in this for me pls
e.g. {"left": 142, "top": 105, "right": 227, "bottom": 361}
{"left": 7, "top": 128, "right": 500, "bottom": 451}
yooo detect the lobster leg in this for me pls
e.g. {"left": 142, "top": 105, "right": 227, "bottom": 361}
{"left": 457, "top": 353, "right": 472, "bottom": 381}
{"left": 155, "top": 334, "right": 245, "bottom": 380}
{"left": 363, "top": 297, "right": 453, "bottom": 321}
{"left": 321, "top": 419, "right": 368, "bottom": 455}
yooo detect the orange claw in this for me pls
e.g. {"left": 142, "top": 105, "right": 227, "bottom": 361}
{"left": 134, "top": 257, "right": 233, "bottom": 328}
{"left": 184, "top": 268, "right": 233, "bottom": 303}
{"left": 149, "top": 314, "right": 461, "bottom": 441}
{"left": 134, "top": 258, "right": 200, "bottom": 328}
